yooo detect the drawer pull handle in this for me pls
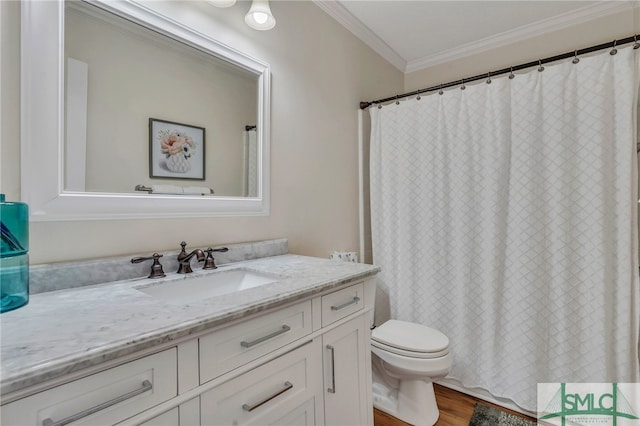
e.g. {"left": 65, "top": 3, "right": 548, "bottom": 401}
{"left": 242, "top": 381, "right": 293, "bottom": 412}
{"left": 241, "top": 325, "right": 291, "bottom": 348}
{"left": 327, "top": 344, "right": 336, "bottom": 394}
{"left": 331, "top": 296, "right": 360, "bottom": 311}
{"left": 42, "top": 380, "right": 153, "bottom": 426}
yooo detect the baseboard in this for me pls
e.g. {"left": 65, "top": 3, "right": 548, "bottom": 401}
{"left": 436, "top": 378, "right": 536, "bottom": 419}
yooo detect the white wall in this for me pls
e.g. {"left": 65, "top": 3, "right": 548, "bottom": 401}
{"left": 0, "top": 0, "right": 402, "bottom": 264}
{"left": 0, "top": 1, "right": 20, "bottom": 202}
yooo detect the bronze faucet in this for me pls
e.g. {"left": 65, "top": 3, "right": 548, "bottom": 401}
{"left": 177, "top": 241, "right": 205, "bottom": 274}
{"left": 131, "top": 253, "right": 166, "bottom": 278}
{"left": 203, "top": 247, "right": 229, "bottom": 269}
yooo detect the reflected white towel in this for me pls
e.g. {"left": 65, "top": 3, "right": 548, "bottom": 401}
{"left": 183, "top": 186, "right": 213, "bottom": 195}
{"left": 150, "top": 185, "right": 212, "bottom": 195}
{"left": 151, "top": 185, "right": 183, "bottom": 195}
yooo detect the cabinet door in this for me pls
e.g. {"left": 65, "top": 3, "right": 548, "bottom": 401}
{"left": 323, "top": 315, "right": 371, "bottom": 426}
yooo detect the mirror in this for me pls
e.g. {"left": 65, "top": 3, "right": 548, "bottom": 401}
{"left": 65, "top": 2, "right": 259, "bottom": 197}
{"left": 21, "top": 0, "right": 270, "bottom": 220}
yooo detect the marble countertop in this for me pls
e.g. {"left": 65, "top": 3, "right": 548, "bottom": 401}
{"left": 0, "top": 254, "right": 380, "bottom": 396}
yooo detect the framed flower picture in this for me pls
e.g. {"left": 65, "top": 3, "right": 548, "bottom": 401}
{"left": 149, "top": 118, "right": 205, "bottom": 180}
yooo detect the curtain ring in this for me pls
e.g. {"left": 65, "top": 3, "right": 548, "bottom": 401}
{"left": 438, "top": 84, "right": 444, "bottom": 95}
{"left": 634, "top": 35, "right": 639, "bottom": 50}
{"left": 377, "top": 103, "right": 382, "bottom": 109}
{"left": 486, "top": 72, "right": 492, "bottom": 84}
{"left": 460, "top": 78, "right": 466, "bottom": 90}
{"left": 508, "top": 67, "right": 515, "bottom": 80}
{"left": 572, "top": 50, "right": 580, "bottom": 64}
{"left": 416, "top": 94, "right": 421, "bottom": 101}
{"left": 537, "top": 60, "right": 544, "bottom": 72}
{"left": 610, "top": 40, "right": 617, "bottom": 55}
{"left": 395, "top": 95, "right": 400, "bottom": 105}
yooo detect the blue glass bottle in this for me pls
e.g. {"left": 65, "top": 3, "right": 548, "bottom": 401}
{"left": 0, "top": 194, "right": 29, "bottom": 313}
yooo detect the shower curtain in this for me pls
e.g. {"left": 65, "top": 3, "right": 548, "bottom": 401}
{"left": 369, "top": 46, "right": 640, "bottom": 411}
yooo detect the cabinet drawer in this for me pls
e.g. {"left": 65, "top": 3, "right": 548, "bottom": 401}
{"left": 200, "top": 300, "right": 312, "bottom": 384}
{"left": 1, "top": 348, "right": 177, "bottom": 426}
{"left": 321, "top": 282, "right": 364, "bottom": 327}
{"left": 201, "top": 339, "right": 321, "bottom": 426}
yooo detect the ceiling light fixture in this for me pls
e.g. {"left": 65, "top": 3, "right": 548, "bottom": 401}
{"left": 208, "top": 0, "right": 237, "bottom": 7}
{"left": 245, "top": 0, "right": 276, "bottom": 31}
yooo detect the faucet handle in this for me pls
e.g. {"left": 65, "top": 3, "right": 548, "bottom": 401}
{"left": 131, "top": 253, "right": 166, "bottom": 278}
{"left": 179, "top": 241, "right": 188, "bottom": 256}
{"left": 203, "top": 247, "right": 229, "bottom": 270}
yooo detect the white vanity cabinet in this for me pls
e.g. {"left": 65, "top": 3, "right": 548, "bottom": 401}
{"left": 1, "top": 278, "right": 375, "bottom": 426}
{"left": 194, "top": 279, "right": 373, "bottom": 426}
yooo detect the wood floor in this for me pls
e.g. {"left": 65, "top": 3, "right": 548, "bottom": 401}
{"left": 373, "top": 384, "right": 535, "bottom": 426}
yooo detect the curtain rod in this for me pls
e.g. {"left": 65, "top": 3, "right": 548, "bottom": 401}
{"left": 360, "top": 34, "right": 639, "bottom": 110}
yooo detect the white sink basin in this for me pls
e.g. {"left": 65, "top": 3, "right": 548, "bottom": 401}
{"left": 136, "top": 268, "right": 282, "bottom": 304}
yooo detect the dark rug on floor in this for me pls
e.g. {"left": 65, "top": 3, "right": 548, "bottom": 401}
{"left": 468, "top": 403, "right": 536, "bottom": 426}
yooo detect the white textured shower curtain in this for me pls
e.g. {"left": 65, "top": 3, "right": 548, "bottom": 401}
{"left": 370, "top": 46, "right": 640, "bottom": 411}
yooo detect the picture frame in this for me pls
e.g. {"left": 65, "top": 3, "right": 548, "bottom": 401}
{"left": 149, "top": 118, "right": 205, "bottom": 180}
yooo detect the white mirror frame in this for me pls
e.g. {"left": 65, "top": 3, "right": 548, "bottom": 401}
{"left": 21, "top": 0, "right": 270, "bottom": 221}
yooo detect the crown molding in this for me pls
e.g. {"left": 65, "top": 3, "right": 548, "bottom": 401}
{"left": 314, "top": 0, "right": 635, "bottom": 74}
{"left": 312, "top": 0, "right": 406, "bottom": 71}
{"left": 405, "top": 1, "right": 635, "bottom": 73}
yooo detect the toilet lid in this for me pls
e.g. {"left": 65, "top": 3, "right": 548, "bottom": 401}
{"left": 371, "top": 339, "right": 449, "bottom": 359}
{"left": 371, "top": 320, "right": 449, "bottom": 354}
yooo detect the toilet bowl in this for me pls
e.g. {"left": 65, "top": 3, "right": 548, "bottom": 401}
{"left": 371, "top": 319, "right": 452, "bottom": 426}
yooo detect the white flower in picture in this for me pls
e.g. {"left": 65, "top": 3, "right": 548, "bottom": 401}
{"left": 159, "top": 129, "right": 197, "bottom": 173}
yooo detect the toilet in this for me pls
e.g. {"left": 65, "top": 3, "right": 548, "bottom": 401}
{"left": 370, "top": 319, "right": 452, "bottom": 426}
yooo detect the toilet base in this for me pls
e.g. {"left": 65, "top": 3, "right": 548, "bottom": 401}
{"left": 372, "top": 368, "right": 440, "bottom": 426}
